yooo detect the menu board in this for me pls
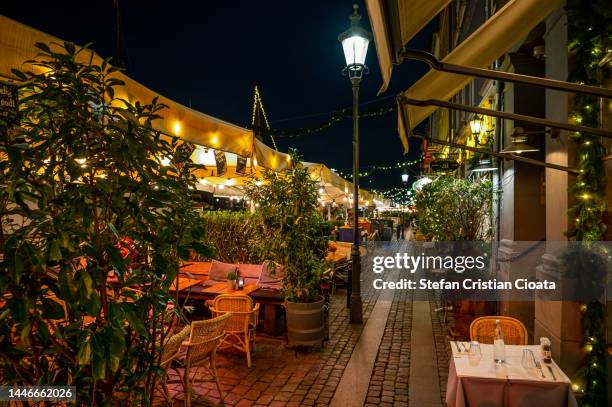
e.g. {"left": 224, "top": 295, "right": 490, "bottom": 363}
{"left": 0, "top": 82, "right": 18, "bottom": 126}
{"left": 235, "top": 156, "right": 247, "bottom": 175}
{"left": 214, "top": 150, "right": 227, "bottom": 176}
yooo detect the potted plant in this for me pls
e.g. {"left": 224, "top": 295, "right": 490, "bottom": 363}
{"left": 227, "top": 270, "right": 237, "bottom": 290}
{"left": 244, "top": 151, "right": 329, "bottom": 347}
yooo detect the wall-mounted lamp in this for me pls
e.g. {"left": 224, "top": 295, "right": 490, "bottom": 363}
{"left": 500, "top": 127, "right": 540, "bottom": 154}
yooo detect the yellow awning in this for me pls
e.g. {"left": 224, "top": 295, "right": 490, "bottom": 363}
{"left": 397, "top": 0, "right": 561, "bottom": 153}
{"left": 0, "top": 16, "right": 296, "bottom": 170}
{"left": 365, "top": 0, "right": 450, "bottom": 94}
{"left": 0, "top": 16, "right": 387, "bottom": 205}
{"left": 195, "top": 159, "right": 386, "bottom": 207}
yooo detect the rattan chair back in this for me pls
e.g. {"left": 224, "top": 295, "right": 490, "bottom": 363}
{"left": 186, "top": 313, "right": 231, "bottom": 365}
{"left": 160, "top": 325, "right": 190, "bottom": 368}
{"left": 470, "top": 316, "right": 528, "bottom": 345}
{"left": 212, "top": 295, "right": 254, "bottom": 333}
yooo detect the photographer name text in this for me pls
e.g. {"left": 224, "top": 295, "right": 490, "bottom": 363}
{"left": 372, "top": 278, "right": 556, "bottom": 290}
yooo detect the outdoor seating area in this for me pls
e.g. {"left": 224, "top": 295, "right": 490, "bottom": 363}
{"left": 1, "top": 1, "right": 610, "bottom": 406}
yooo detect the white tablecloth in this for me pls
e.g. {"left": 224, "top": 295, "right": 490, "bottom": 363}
{"left": 446, "top": 343, "right": 578, "bottom": 407}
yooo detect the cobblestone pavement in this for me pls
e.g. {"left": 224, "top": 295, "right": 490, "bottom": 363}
{"left": 429, "top": 297, "right": 452, "bottom": 403}
{"left": 156, "top": 261, "right": 384, "bottom": 406}
{"left": 364, "top": 288, "right": 413, "bottom": 407}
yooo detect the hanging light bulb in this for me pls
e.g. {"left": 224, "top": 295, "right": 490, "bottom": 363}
{"left": 158, "top": 156, "right": 171, "bottom": 167}
{"left": 172, "top": 121, "right": 182, "bottom": 135}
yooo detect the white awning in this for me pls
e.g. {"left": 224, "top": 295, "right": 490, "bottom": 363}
{"left": 397, "top": 0, "right": 561, "bottom": 153}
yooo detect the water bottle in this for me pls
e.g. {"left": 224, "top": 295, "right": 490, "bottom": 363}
{"left": 493, "top": 319, "right": 506, "bottom": 364}
{"left": 540, "top": 337, "right": 552, "bottom": 363}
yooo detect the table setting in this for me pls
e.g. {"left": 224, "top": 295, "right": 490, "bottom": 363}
{"left": 446, "top": 341, "right": 578, "bottom": 407}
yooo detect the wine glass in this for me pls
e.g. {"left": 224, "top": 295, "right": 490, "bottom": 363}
{"left": 521, "top": 349, "right": 536, "bottom": 369}
{"left": 468, "top": 341, "right": 482, "bottom": 364}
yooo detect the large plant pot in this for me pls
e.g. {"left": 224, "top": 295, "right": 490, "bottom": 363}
{"left": 285, "top": 296, "right": 325, "bottom": 347}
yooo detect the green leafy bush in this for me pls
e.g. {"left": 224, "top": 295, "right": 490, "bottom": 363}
{"left": 243, "top": 151, "right": 328, "bottom": 302}
{"left": 415, "top": 176, "right": 493, "bottom": 241}
{"left": 0, "top": 42, "right": 207, "bottom": 405}
{"left": 197, "top": 210, "right": 267, "bottom": 263}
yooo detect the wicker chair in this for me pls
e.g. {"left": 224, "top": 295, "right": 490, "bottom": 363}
{"left": 159, "top": 325, "right": 190, "bottom": 404}
{"left": 469, "top": 316, "right": 528, "bottom": 345}
{"left": 180, "top": 313, "right": 231, "bottom": 407}
{"left": 210, "top": 295, "right": 260, "bottom": 368}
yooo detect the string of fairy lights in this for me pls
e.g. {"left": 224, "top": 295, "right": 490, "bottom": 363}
{"left": 371, "top": 187, "right": 416, "bottom": 206}
{"left": 250, "top": 86, "right": 278, "bottom": 149}
{"left": 332, "top": 153, "right": 424, "bottom": 180}
{"left": 246, "top": 91, "right": 423, "bottom": 206}
{"left": 563, "top": 1, "right": 609, "bottom": 404}
{"left": 253, "top": 102, "right": 397, "bottom": 139}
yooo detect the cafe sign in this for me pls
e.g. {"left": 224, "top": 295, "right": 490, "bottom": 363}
{"left": 0, "top": 82, "right": 18, "bottom": 126}
{"left": 430, "top": 159, "right": 460, "bottom": 172}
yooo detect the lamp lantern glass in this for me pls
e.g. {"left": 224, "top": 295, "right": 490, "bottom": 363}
{"left": 338, "top": 4, "right": 372, "bottom": 71}
{"left": 470, "top": 115, "right": 485, "bottom": 138}
{"left": 401, "top": 172, "right": 409, "bottom": 183}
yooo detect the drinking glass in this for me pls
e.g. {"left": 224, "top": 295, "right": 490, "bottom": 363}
{"left": 468, "top": 341, "right": 482, "bottom": 363}
{"left": 521, "top": 349, "right": 536, "bottom": 369}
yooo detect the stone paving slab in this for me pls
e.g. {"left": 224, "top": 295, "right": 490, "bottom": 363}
{"left": 329, "top": 269, "right": 399, "bottom": 407}
{"left": 363, "top": 286, "right": 413, "bottom": 407}
{"left": 409, "top": 301, "right": 443, "bottom": 406}
{"left": 429, "top": 296, "right": 452, "bottom": 403}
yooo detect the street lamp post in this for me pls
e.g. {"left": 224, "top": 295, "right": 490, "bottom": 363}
{"left": 339, "top": 4, "right": 371, "bottom": 324}
{"left": 400, "top": 173, "right": 409, "bottom": 240}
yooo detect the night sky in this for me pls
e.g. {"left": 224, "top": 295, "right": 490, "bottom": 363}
{"left": 2, "top": 0, "right": 434, "bottom": 190}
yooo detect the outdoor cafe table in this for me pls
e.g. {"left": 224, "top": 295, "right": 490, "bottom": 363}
{"left": 178, "top": 279, "right": 284, "bottom": 335}
{"left": 169, "top": 277, "right": 202, "bottom": 292}
{"left": 446, "top": 342, "right": 578, "bottom": 407}
{"left": 191, "top": 282, "right": 259, "bottom": 296}
{"left": 325, "top": 250, "right": 349, "bottom": 265}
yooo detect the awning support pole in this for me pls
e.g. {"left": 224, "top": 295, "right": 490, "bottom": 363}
{"left": 411, "top": 132, "right": 579, "bottom": 174}
{"left": 397, "top": 97, "right": 579, "bottom": 174}
{"left": 401, "top": 49, "right": 612, "bottom": 99}
{"left": 403, "top": 97, "right": 612, "bottom": 139}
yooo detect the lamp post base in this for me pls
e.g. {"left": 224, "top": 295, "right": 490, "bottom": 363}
{"left": 349, "top": 292, "right": 363, "bottom": 324}
{"left": 349, "top": 245, "right": 363, "bottom": 323}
